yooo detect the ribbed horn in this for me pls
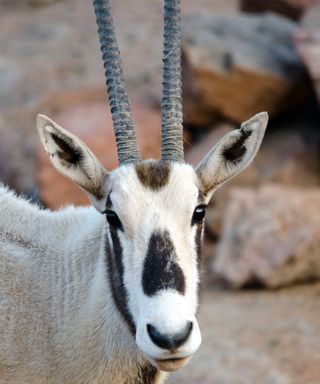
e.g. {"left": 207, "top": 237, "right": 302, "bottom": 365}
{"left": 93, "top": 0, "right": 141, "bottom": 164}
{"left": 161, "top": 0, "right": 184, "bottom": 162}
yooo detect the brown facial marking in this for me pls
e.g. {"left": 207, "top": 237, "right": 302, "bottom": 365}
{"left": 135, "top": 161, "right": 171, "bottom": 190}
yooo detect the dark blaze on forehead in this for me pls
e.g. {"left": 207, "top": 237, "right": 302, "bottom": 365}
{"left": 135, "top": 160, "right": 171, "bottom": 190}
{"left": 143, "top": 230, "right": 185, "bottom": 296}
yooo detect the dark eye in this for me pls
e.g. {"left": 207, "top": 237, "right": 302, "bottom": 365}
{"left": 105, "top": 210, "right": 122, "bottom": 229}
{"left": 192, "top": 205, "right": 206, "bottom": 225}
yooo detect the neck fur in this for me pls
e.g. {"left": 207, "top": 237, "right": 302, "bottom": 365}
{"left": 44, "top": 208, "right": 162, "bottom": 383}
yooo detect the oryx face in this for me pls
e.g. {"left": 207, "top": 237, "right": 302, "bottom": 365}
{"left": 37, "top": 111, "right": 268, "bottom": 371}
{"left": 105, "top": 161, "right": 203, "bottom": 370}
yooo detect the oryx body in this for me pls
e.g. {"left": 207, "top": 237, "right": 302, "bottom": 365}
{"left": 0, "top": 0, "right": 268, "bottom": 383}
{"left": 0, "top": 183, "right": 163, "bottom": 384}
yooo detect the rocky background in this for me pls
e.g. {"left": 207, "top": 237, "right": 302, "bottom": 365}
{"left": 0, "top": 0, "right": 319, "bottom": 383}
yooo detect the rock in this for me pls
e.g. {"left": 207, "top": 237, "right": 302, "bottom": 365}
{"left": 240, "top": 0, "right": 318, "bottom": 21}
{"left": 37, "top": 90, "right": 161, "bottom": 209}
{"left": 0, "top": 107, "right": 39, "bottom": 193}
{"left": 213, "top": 185, "right": 320, "bottom": 288}
{"left": 295, "top": 5, "right": 320, "bottom": 102}
{"left": 182, "top": 13, "right": 309, "bottom": 127}
{"left": 186, "top": 119, "right": 320, "bottom": 238}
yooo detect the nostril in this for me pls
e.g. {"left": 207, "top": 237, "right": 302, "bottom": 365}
{"left": 147, "top": 321, "right": 193, "bottom": 351}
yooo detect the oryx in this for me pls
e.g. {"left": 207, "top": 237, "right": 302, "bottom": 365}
{"left": 0, "top": 0, "right": 268, "bottom": 383}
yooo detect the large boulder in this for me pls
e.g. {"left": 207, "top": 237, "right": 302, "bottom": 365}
{"left": 213, "top": 185, "right": 320, "bottom": 288}
{"left": 182, "top": 13, "right": 309, "bottom": 127}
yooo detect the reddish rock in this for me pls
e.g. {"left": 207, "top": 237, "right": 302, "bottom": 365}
{"left": 240, "top": 0, "right": 318, "bottom": 21}
{"left": 213, "top": 185, "right": 320, "bottom": 288}
{"left": 182, "top": 13, "right": 309, "bottom": 127}
{"left": 37, "top": 90, "right": 162, "bottom": 209}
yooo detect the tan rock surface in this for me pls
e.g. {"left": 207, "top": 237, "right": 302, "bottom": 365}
{"left": 186, "top": 122, "right": 320, "bottom": 238}
{"left": 182, "top": 13, "right": 308, "bottom": 127}
{"left": 213, "top": 185, "right": 320, "bottom": 288}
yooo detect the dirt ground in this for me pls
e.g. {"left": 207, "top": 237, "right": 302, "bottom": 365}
{"left": 169, "top": 283, "right": 320, "bottom": 384}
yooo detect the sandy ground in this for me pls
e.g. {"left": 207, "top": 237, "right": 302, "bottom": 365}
{"left": 169, "top": 283, "right": 320, "bottom": 384}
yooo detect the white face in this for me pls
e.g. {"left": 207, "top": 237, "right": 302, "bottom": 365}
{"left": 37, "top": 111, "right": 268, "bottom": 372}
{"left": 105, "top": 162, "right": 203, "bottom": 371}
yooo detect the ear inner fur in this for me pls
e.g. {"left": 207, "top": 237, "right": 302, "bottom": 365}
{"left": 50, "top": 133, "right": 83, "bottom": 165}
{"left": 196, "top": 112, "right": 268, "bottom": 198}
{"left": 223, "top": 129, "right": 252, "bottom": 162}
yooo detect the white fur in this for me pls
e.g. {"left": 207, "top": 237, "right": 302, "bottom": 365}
{"left": 0, "top": 112, "right": 268, "bottom": 383}
{"left": 0, "top": 185, "right": 165, "bottom": 383}
{"left": 109, "top": 165, "right": 202, "bottom": 363}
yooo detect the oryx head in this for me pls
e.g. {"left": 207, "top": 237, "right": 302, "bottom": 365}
{"left": 37, "top": 0, "right": 268, "bottom": 372}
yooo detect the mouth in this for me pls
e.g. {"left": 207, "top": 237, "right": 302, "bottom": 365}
{"left": 153, "top": 356, "right": 191, "bottom": 372}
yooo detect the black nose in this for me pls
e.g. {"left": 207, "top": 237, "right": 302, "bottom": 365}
{"left": 147, "top": 321, "right": 193, "bottom": 351}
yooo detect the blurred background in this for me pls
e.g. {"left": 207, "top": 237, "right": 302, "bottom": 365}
{"left": 0, "top": 0, "right": 319, "bottom": 383}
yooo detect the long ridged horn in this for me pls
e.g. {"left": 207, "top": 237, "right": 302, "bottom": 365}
{"left": 161, "top": 0, "right": 184, "bottom": 162}
{"left": 93, "top": 0, "right": 141, "bottom": 164}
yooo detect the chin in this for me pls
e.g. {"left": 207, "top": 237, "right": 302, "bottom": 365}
{"left": 151, "top": 356, "right": 192, "bottom": 372}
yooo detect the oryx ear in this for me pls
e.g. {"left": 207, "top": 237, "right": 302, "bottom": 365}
{"left": 196, "top": 112, "right": 268, "bottom": 202}
{"left": 37, "top": 114, "right": 108, "bottom": 212}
